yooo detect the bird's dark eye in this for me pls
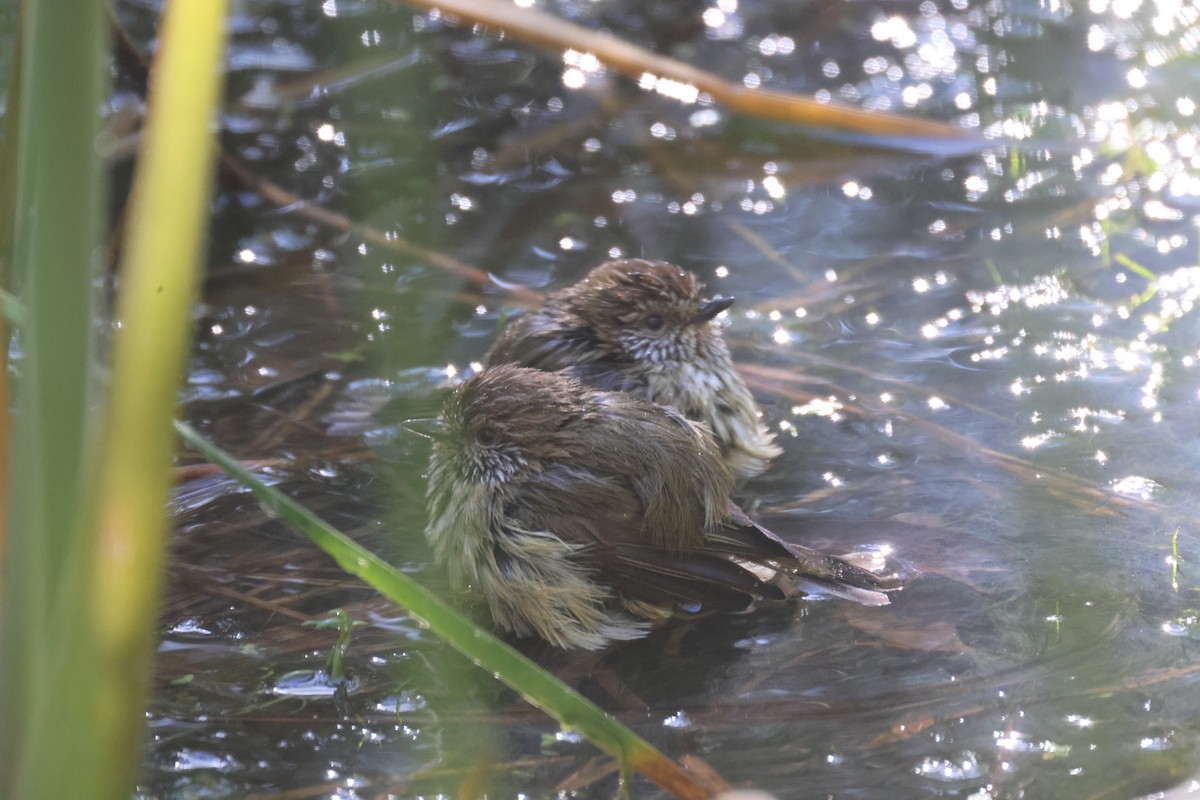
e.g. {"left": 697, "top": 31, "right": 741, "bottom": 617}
{"left": 477, "top": 426, "right": 496, "bottom": 445}
{"left": 644, "top": 314, "right": 664, "bottom": 331}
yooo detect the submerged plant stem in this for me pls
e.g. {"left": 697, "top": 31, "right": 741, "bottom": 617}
{"left": 400, "top": 0, "right": 982, "bottom": 149}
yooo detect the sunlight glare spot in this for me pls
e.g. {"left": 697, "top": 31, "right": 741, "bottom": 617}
{"left": 1110, "top": 475, "right": 1160, "bottom": 499}
{"left": 561, "top": 48, "right": 600, "bottom": 72}
{"left": 638, "top": 73, "right": 700, "bottom": 103}
{"left": 927, "top": 396, "right": 947, "bottom": 410}
{"left": 793, "top": 397, "right": 843, "bottom": 417}
{"left": 965, "top": 175, "right": 988, "bottom": 194}
{"left": 1162, "top": 618, "right": 1195, "bottom": 636}
{"left": 871, "top": 16, "right": 917, "bottom": 48}
{"left": 1021, "top": 433, "right": 1053, "bottom": 449}
{"left": 562, "top": 68, "right": 586, "bottom": 89}
{"left": 773, "top": 328, "right": 791, "bottom": 345}
{"left": 444, "top": 363, "right": 458, "bottom": 379}
{"left": 663, "top": 711, "right": 692, "bottom": 728}
{"left": 650, "top": 122, "right": 676, "bottom": 140}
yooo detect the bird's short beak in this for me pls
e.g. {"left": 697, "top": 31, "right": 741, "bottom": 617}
{"left": 401, "top": 417, "right": 449, "bottom": 442}
{"left": 692, "top": 295, "right": 735, "bottom": 324}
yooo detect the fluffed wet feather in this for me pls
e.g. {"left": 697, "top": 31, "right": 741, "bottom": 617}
{"left": 424, "top": 366, "right": 890, "bottom": 650}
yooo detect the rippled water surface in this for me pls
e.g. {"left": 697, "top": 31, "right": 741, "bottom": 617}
{"left": 123, "top": 0, "right": 1200, "bottom": 796}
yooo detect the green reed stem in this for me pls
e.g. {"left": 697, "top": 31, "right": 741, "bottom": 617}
{"left": 1, "top": 0, "right": 107, "bottom": 794}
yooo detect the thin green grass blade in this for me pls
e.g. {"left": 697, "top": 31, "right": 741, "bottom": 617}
{"left": 173, "top": 420, "right": 710, "bottom": 800}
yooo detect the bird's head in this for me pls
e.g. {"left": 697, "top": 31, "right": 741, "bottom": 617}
{"left": 426, "top": 365, "right": 587, "bottom": 489}
{"left": 562, "top": 259, "right": 734, "bottom": 365}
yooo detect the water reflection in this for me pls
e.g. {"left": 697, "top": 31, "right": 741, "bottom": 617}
{"left": 102, "top": 0, "right": 1200, "bottom": 795}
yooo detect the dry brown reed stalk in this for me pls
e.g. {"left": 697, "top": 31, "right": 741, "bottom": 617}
{"left": 400, "top": 0, "right": 983, "bottom": 145}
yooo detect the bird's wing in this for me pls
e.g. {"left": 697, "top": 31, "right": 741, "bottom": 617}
{"left": 507, "top": 464, "right": 643, "bottom": 548}
{"left": 487, "top": 311, "right": 601, "bottom": 370}
{"left": 605, "top": 544, "right": 785, "bottom": 613}
{"left": 704, "top": 503, "right": 893, "bottom": 605}
{"left": 506, "top": 466, "right": 781, "bottom": 613}
{"left": 561, "top": 361, "right": 647, "bottom": 393}
{"left": 485, "top": 311, "right": 646, "bottom": 392}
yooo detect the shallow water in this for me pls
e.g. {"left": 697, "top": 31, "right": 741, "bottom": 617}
{"left": 121, "top": 0, "right": 1200, "bottom": 797}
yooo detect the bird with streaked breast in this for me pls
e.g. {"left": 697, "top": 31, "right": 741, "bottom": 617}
{"left": 422, "top": 365, "right": 891, "bottom": 650}
{"left": 487, "top": 259, "right": 783, "bottom": 480}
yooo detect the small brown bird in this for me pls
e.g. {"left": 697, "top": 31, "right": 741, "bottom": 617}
{"left": 423, "top": 365, "right": 890, "bottom": 650}
{"left": 487, "top": 259, "right": 783, "bottom": 479}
